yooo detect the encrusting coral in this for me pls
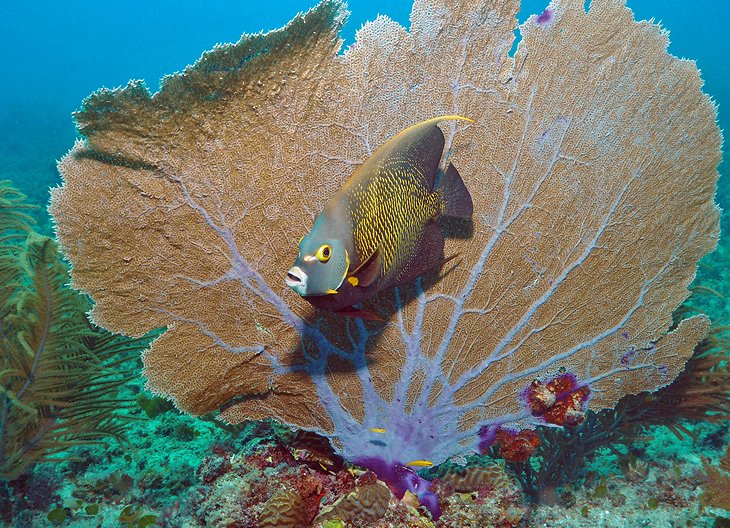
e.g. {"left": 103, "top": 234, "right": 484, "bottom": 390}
{"left": 49, "top": 0, "right": 721, "bottom": 518}
{"left": 0, "top": 181, "right": 152, "bottom": 480}
{"left": 502, "top": 325, "right": 730, "bottom": 501}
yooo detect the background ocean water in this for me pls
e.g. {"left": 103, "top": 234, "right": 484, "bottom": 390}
{"left": 1, "top": 1, "right": 729, "bottom": 527}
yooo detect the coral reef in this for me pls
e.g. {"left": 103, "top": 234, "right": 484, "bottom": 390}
{"left": 701, "top": 443, "right": 730, "bottom": 511}
{"left": 501, "top": 323, "right": 730, "bottom": 502}
{"left": 1, "top": 397, "right": 726, "bottom": 526}
{"left": 49, "top": 0, "right": 721, "bottom": 521}
{"left": 529, "top": 446, "right": 715, "bottom": 527}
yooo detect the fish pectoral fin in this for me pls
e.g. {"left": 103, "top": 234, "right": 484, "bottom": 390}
{"left": 347, "top": 247, "right": 382, "bottom": 288}
{"left": 335, "top": 306, "right": 385, "bottom": 322}
{"left": 430, "top": 253, "right": 461, "bottom": 282}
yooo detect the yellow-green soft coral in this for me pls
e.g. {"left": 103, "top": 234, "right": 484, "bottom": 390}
{"left": 0, "top": 182, "right": 152, "bottom": 479}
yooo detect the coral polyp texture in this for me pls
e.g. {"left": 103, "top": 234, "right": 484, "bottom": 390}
{"left": 51, "top": 0, "right": 720, "bottom": 496}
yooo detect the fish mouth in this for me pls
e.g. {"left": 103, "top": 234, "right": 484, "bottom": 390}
{"left": 285, "top": 266, "right": 308, "bottom": 295}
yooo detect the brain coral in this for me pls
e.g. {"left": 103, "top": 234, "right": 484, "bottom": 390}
{"left": 437, "top": 461, "right": 514, "bottom": 493}
{"left": 50, "top": 0, "right": 720, "bottom": 505}
{"left": 259, "top": 489, "right": 309, "bottom": 528}
{"left": 316, "top": 482, "right": 391, "bottom": 524}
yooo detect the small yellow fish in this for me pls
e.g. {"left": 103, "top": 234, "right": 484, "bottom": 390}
{"left": 369, "top": 427, "right": 387, "bottom": 434}
{"left": 406, "top": 459, "right": 434, "bottom": 467}
{"left": 285, "top": 116, "right": 473, "bottom": 318}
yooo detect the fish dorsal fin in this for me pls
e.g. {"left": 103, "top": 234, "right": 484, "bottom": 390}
{"left": 347, "top": 247, "right": 382, "bottom": 288}
{"left": 371, "top": 116, "right": 473, "bottom": 191}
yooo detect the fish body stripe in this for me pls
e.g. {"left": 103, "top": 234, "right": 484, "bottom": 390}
{"left": 345, "top": 156, "right": 441, "bottom": 280}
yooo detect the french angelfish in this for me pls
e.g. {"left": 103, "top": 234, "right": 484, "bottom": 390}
{"left": 285, "top": 115, "right": 473, "bottom": 318}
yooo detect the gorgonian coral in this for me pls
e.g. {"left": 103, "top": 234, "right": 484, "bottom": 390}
{"left": 50, "top": 0, "right": 720, "bottom": 514}
{"left": 0, "top": 182, "right": 150, "bottom": 481}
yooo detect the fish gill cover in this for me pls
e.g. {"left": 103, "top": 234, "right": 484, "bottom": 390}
{"left": 50, "top": 0, "right": 720, "bottom": 492}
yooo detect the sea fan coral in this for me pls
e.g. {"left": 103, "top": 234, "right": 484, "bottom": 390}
{"left": 50, "top": 0, "right": 720, "bottom": 516}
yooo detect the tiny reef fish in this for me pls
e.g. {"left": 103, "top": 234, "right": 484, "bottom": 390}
{"left": 406, "top": 459, "right": 434, "bottom": 467}
{"left": 285, "top": 115, "right": 473, "bottom": 319}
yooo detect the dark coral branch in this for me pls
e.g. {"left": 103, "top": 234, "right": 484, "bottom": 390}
{"left": 0, "top": 184, "right": 34, "bottom": 473}
{"left": 700, "top": 443, "right": 730, "bottom": 510}
{"left": 503, "top": 321, "right": 730, "bottom": 502}
{"left": 15, "top": 238, "right": 53, "bottom": 402}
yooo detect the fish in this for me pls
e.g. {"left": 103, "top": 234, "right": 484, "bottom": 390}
{"left": 406, "top": 459, "right": 434, "bottom": 467}
{"left": 285, "top": 115, "right": 473, "bottom": 318}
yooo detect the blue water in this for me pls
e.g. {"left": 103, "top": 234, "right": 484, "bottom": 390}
{"left": 1, "top": 1, "right": 727, "bottom": 203}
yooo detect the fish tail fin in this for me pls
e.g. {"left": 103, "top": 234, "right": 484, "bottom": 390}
{"left": 437, "top": 162, "right": 473, "bottom": 219}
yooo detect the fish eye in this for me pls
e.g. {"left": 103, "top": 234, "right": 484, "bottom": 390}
{"left": 315, "top": 245, "right": 332, "bottom": 262}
